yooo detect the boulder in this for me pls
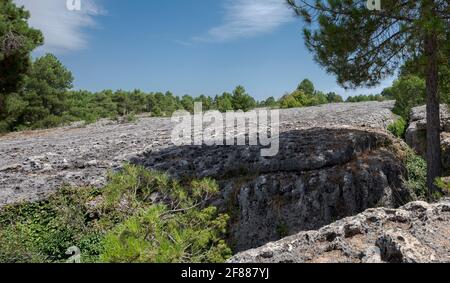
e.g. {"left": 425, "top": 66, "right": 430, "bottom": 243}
{"left": 228, "top": 199, "right": 450, "bottom": 263}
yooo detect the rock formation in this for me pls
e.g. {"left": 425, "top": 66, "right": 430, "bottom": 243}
{"left": 0, "top": 101, "right": 397, "bottom": 207}
{"left": 406, "top": 105, "right": 450, "bottom": 171}
{"left": 133, "top": 128, "right": 412, "bottom": 251}
{"left": 229, "top": 199, "right": 450, "bottom": 263}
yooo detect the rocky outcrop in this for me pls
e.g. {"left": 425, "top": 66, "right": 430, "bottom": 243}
{"left": 0, "top": 101, "right": 397, "bottom": 207}
{"left": 133, "top": 128, "right": 412, "bottom": 251}
{"left": 229, "top": 199, "right": 450, "bottom": 263}
{"left": 0, "top": 101, "right": 411, "bottom": 253}
{"left": 406, "top": 105, "right": 450, "bottom": 171}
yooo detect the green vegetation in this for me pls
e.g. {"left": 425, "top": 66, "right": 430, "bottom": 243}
{"left": 434, "top": 178, "right": 450, "bottom": 197}
{"left": 0, "top": 165, "right": 231, "bottom": 263}
{"left": 388, "top": 118, "right": 407, "bottom": 139}
{"left": 404, "top": 151, "right": 428, "bottom": 200}
{"left": 346, "top": 94, "right": 386, "bottom": 103}
{"left": 0, "top": 0, "right": 43, "bottom": 130}
{"left": 278, "top": 79, "right": 343, "bottom": 109}
{"left": 389, "top": 76, "right": 427, "bottom": 121}
{"left": 0, "top": 0, "right": 43, "bottom": 93}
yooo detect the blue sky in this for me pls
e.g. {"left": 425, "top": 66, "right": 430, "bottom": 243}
{"left": 15, "top": 0, "right": 394, "bottom": 100}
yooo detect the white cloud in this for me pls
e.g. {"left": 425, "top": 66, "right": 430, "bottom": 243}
{"left": 196, "top": 0, "right": 293, "bottom": 42}
{"left": 13, "top": 0, "right": 105, "bottom": 53}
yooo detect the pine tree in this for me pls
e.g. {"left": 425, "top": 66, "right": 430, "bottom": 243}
{"left": 0, "top": 0, "right": 43, "bottom": 130}
{"left": 287, "top": 0, "right": 449, "bottom": 197}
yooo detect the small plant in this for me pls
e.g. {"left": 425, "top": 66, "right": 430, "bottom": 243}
{"left": 434, "top": 178, "right": 450, "bottom": 198}
{"left": 388, "top": 117, "right": 407, "bottom": 139}
{"left": 125, "top": 113, "right": 138, "bottom": 123}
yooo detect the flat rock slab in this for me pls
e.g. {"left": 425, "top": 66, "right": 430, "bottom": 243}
{"left": 0, "top": 101, "right": 396, "bottom": 207}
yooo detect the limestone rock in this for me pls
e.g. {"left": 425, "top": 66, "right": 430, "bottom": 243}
{"left": 228, "top": 199, "right": 450, "bottom": 263}
{"left": 0, "top": 101, "right": 397, "bottom": 207}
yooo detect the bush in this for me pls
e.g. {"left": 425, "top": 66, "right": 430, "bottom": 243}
{"left": 0, "top": 185, "right": 105, "bottom": 263}
{"left": 101, "top": 205, "right": 230, "bottom": 263}
{"left": 390, "top": 75, "right": 426, "bottom": 120}
{"left": 404, "top": 151, "right": 427, "bottom": 200}
{"left": 0, "top": 165, "right": 231, "bottom": 263}
{"left": 279, "top": 93, "right": 302, "bottom": 109}
{"left": 434, "top": 178, "right": 450, "bottom": 199}
{"left": 388, "top": 117, "right": 407, "bottom": 139}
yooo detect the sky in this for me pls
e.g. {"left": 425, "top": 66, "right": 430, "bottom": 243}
{"left": 13, "top": 0, "right": 394, "bottom": 100}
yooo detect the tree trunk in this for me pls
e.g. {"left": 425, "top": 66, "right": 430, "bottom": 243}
{"left": 424, "top": 30, "right": 442, "bottom": 198}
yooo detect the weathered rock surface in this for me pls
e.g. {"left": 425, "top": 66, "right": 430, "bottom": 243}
{"left": 228, "top": 199, "right": 450, "bottom": 263}
{"left": 0, "top": 101, "right": 397, "bottom": 208}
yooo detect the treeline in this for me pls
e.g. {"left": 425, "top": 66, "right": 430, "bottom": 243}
{"left": 2, "top": 52, "right": 432, "bottom": 134}
{"left": 0, "top": 1, "right": 399, "bottom": 134}
{"left": 0, "top": 52, "right": 351, "bottom": 133}
{"left": 1, "top": 52, "right": 445, "bottom": 134}
{"left": 2, "top": 1, "right": 447, "bottom": 134}
{"left": 277, "top": 79, "right": 343, "bottom": 109}
{"left": 345, "top": 94, "right": 386, "bottom": 103}
{"left": 0, "top": 53, "right": 262, "bottom": 132}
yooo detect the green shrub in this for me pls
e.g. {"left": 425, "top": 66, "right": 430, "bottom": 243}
{"left": 434, "top": 178, "right": 450, "bottom": 199}
{"left": 404, "top": 151, "right": 427, "bottom": 200}
{"left": 0, "top": 165, "right": 231, "bottom": 263}
{"left": 100, "top": 205, "right": 230, "bottom": 263}
{"left": 390, "top": 76, "right": 426, "bottom": 120}
{"left": 100, "top": 166, "right": 231, "bottom": 263}
{"left": 0, "top": 186, "right": 104, "bottom": 263}
{"left": 388, "top": 117, "right": 407, "bottom": 139}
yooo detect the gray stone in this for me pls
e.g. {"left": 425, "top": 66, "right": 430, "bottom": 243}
{"left": 406, "top": 104, "right": 450, "bottom": 171}
{"left": 376, "top": 229, "right": 437, "bottom": 263}
{"left": 0, "top": 101, "right": 397, "bottom": 208}
{"left": 228, "top": 199, "right": 450, "bottom": 263}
